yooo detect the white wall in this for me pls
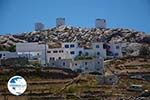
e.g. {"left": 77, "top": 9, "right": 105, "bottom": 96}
{"left": 16, "top": 42, "right": 47, "bottom": 64}
{"left": 0, "top": 51, "right": 18, "bottom": 59}
{"left": 62, "top": 42, "right": 84, "bottom": 58}
{"left": 91, "top": 43, "right": 107, "bottom": 58}
{"left": 108, "top": 43, "right": 122, "bottom": 58}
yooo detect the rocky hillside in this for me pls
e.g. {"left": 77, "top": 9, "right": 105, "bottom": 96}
{"left": 0, "top": 26, "right": 150, "bottom": 50}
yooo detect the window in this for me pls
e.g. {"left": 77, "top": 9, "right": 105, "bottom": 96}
{"left": 65, "top": 44, "right": 69, "bottom": 48}
{"left": 52, "top": 57, "right": 55, "bottom": 60}
{"left": 85, "top": 52, "right": 89, "bottom": 56}
{"left": 63, "top": 62, "right": 65, "bottom": 66}
{"left": 58, "top": 57, "right": 61, "bottom": 59}
{"left": 75, "top": 63, "right": 77, "bottom": 66}
{"left": 115, "top": 53, "right": 119, "bottom": 56}
{"left": 85, "top": 67, "right": 88, "bottom": 70}
{"left": 97, "top": 52, "right": 100, "bottom": 56}
{"left": 70, "top": 44, "right": 75, "bottom": 48}
{"left": 59, "top": 50, "right": 63, "bottom": 53}
{"left": 47, "top": 51, "right": 51, "bottom": 53}
{"left": 3, "top": 54, "right": 5, "bottom": 56}
{"left": 85, "top": 62, "right": 88, "bottom": 65}
{"left": 103, "top": 44, "right": 106, "bottom": 49}
{"left": 52, "top": 63, "right": 55, "bottom": 65}
{"left": 0, "top": 54, "right": 2, "bottom": 58}
{"left": 79, "top": 51, "right": 82, "bottom": 56}
{"left": 116, "top": 45, "right": 120, "bottom": 49}
{"left": 70, "top": 51, "right": 75, "bottom": 55}
{"left": 109, "top": 78, "right": 112, "bottom": 81}
{"left": 53, "top": 50, "right": 58, "bottom": 53}
{"left": 97, "top": 62, "right": 100, "bottom": 64}
{"left": 96, "top": 45, "right": 99, "bottom": 48}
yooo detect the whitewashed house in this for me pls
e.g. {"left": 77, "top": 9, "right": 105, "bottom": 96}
{"left": 16, "top": 42, "right": 47, "bottom": 65}
{"left": 0, "top": 51, "right": 18, "bottom": 65}
{"left": 91, "top": 43, "right": 107, "bottom": 58}
{"left": 48, "top": 58, "right": 104, "bottom": 74}
{"left": 0, "top": 51, "right": 18, "bottom": 59}
{"left": 105, "top": 43, "right": 122, "bottom": 58}
{"left": 62, "top": 42, "right": 84, "bottom": 58}
{"left": 47, "top": 42, "right": 104, "bottom": 73}
{"left": 47, "top": 42, "right": 84, "bottom": 63}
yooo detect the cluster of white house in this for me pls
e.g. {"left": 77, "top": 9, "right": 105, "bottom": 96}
{"left": 0, "top": 42, "right": 122, "bottom": 74}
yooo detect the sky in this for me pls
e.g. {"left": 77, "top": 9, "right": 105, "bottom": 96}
{"left": 0, "top": 0, "right": 150, "bottom": 34}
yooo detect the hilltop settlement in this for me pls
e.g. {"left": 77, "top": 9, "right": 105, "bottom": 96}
{"left": 0, "top": 18, "right": 150, "bottom": 99}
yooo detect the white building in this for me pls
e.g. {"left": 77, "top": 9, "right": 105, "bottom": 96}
{"left": 35, "top": 22, "right": 45, "bottom": 31}
{"left": 0, "top": 51, "right": 18, "bottom": 59}
{"left": 95, "top": 19, "right": 106, "bottom": 28}
{"left": 49, "top": 58, "right": 104, "bottom": 74}
{"left": 105, "top": 43, "right": 122, "bottom": 58}
{"left": 47, "top": 42, "right": 122, "bottom": 63}
{"left": 0, "top": 51, "right": 18, "bottom": 65}
{"left": 47, "top": 42, "right": 84, "bottom": 63}
{"left": 91, "top": 43, "right": 106, "bottom": 58}
{"left": 61, "top": 42, "right": 84, "bottom": 58}
{"left": 56, "top": 18, "right": 65, "bottom": 27}
{"left": 15, "top": 42, "right": 123, "bottom": 69}
{"left": 16, "top": 42, "right": 47, "bottom": 65}
{"left": 71, "top": 58, "right": 104, "bottom": 74}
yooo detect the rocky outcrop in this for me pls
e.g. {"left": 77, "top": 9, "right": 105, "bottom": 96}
{"left": 0, "top": 35, "right": 25, "bottom": 47}
{"left": 0, "top": 26, "right": 148, "bottom": 50}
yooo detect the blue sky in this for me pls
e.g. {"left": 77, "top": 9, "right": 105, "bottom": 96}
{"left": 0, "top": 0, "right": 150, "bottom": 34}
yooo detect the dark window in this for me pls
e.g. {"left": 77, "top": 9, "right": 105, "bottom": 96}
{"left": 47, "top": 51, "right": 51, "bottom": 53}
{"left": 85, "top": 62, "right": 88, "bottom": 65}
{"left": 65, "top": 44, "right": 69, "bottom": 48}
{"left": 85, "top": 52, "right": 89, "bottom": 56}
{"left": 58, "top": 57, "right": 61, "bottom": 59}
{"left": 70, "top": 44, "right": 75, "bottom": 48}
{"left": 96, "top": 68, "right": 100, "bottom": 70}
{"left": 59, "top": 50, "right": 63, "bottom": 53}
{"left": 3, "top": 54, "right": 5, "bottom": 56}
{"left": 97, "top": 62, "right": 100, "bottom": 64}
{"left": 103, "top": 44, "right": 106, "bottom": 49}
{"left": 116, "top": 45, "right": 120, "bottom": 49}
{"left": 109, "top": 78, "right": 112, "bottom": 81}
{"left": 97, "top": 52, "right": 100, "bottom": 55}
{"left": 79, "top": 51, "right": 82, "bottom": 56}
{"left": 52, "top": 63, "right": 55, "bottom": 65}
{"left": 63, "top": 62, "right": 65, "bottom": 66}
{"left": 70, "top": 51, "right": 75, "bottom": 55}
{"left": 115, "top": 53, "right": 119, "bottom": 56}
{"left": 52, "top": 57, "right": 55, "bottom": 60}
{"left": 0, "top": 54, "right": 2, "bottom": 58}
{"left": 75, "top": 63, "right": 77, "bottom": 66}
{"left": 96, "top": 45, "right": 100, "bottom": 48}
{"left": 53, "top": 50, "right": 58, "bottom": 53}
{"left": 85, "top": 67, "right": 88, "bottom": 70}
